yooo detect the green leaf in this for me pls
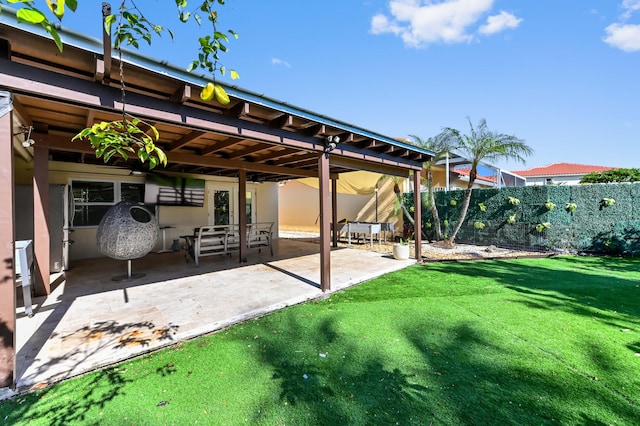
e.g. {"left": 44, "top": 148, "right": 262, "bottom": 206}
{"left": 230, "top": 70, "right": 239, "bottom": 80}
{"left": 156, "top": 147, "right": 168, "bottom": 166}
{"left": 66, "top": 0, "right": 78, "bottom": 12}
{"left": 16, "top": 8, "right": 46, "bottom": 24}
{"left": 179, "top": 11, "right": 191, "bottom": 22}
{"left": 103, "top": 149, "right": 117, "bottom": 162}
{"left": 187, "top": 61, "right": 198, "bottom": 72}
{"left": 150, "top": 125, "right": 160, "bottom": 141}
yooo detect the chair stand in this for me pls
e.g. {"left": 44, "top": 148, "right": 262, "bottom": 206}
{"left": 112, "top": 259, "right": 145, "bottom": 281}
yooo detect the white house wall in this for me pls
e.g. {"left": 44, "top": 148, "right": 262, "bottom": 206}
{"left": 15, "top": 158, "right": 280, "bottom": 261}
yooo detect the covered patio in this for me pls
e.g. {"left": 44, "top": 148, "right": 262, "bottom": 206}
{"left": 14, "top": 238, "right": 414, "bottom": 391}
{"left": 0, "top": 9, "right": 432, "bottom": 390}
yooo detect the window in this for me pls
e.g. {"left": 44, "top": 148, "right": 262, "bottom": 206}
{"left": 72, "top": 180, "right": 145, "bottom": 227}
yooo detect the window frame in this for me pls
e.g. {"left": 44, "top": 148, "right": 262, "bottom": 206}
{"left": 70, "top": 178, "right": 146, "bottom": 228}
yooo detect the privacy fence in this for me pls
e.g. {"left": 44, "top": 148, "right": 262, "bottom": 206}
{"left": 406, "top": 183, "right": 640, "bottom": 255}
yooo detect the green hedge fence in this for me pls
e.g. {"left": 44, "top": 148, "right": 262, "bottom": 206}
{"left": 405, "top": 183, "right": 640, "bottom": 255}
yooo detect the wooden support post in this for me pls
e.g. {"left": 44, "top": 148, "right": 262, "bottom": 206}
{"left": 238, "top": 169, "right": 247, "bottom": 263}
{"left": 319, "top": 154, "right": 331, "bottom": 292}
{"left": 413, "top": 171, "right": 422, "bottom": 262}
{"left": 331, "top": 177, "right": 338, "bottom": 248}
{"left": 33, "top": 145, "right": 51, "bottom": 295}
{"left": 0, "top": 94, "right": 16, "bottom": 389}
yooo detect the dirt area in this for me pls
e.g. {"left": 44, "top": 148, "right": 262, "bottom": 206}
{"left": 281, "top": 232, "right": 547, "bottom": 262}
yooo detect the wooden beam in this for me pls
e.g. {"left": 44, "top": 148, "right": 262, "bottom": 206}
{"left": 0, "top": 97, "right": 16, "bottom": 389}
{"left": 33, "top": 145, "right": 51, "bottom": 296}
{"left": 332, "top": 178, "right": 338, "bottom": 248}
{"left": 319, "top": 153, "right": 331, "bottom": 292}
{"left": 226, "top": 143, "right": 272, "bottom": 160}
{"left": 238, "top": 169, "right": 247, "bottom": 263}
{"left": 34, "top": 132, "right": 319, "bottom": 178}
{"left": 2, "top": 59, "right": 425, "bottom": 169}
{"left": 167, "top": 130, "right": 206, "bottom": 152}
{"left": 95, "top": 59, "right": 105, "bottom": 82}
{"left": 330, "top": 157, "right": 413, "bottom": 176}
{"left": 170, "top": 85, "right": 191, "bottom": 103}
{"left": 85, "top": 110, "right": 95, "bottom": 128}
{"left": 0, "top": 37, "right": 10, "bottom": 60}
{"left": 225, "top": 101, "right": 249, "bottom": 118}
{"left": 269, "top": 113, "right": 294, "bottom": 130}
{"left": 413, "top": 171, "right": 422, "bottom": 262}
{"left": 252, "top": 147, "right": 300, "bottom": 163}
{"left": 200, "top": 137, "right": 243, "bottom": 155}
{"left": 306, "top": 124, "right": 326, "bottom": 137}
{"left": 271, "top": 152, "right": 317, "bottom": 166}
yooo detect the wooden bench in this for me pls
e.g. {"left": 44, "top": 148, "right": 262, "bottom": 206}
{"left": 184, "top": 222, "right": 274, "bottom": 267}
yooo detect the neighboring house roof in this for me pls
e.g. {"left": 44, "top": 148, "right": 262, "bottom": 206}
{"left": 454, "top": 167, "right": 496, "bottom": 184}
{"left": 510, "top": 163, "right": 614, "bottom": 177}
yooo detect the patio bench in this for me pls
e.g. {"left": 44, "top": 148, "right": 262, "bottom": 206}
{"left": 183, "top": 222, "right": 274, "bottom": 267}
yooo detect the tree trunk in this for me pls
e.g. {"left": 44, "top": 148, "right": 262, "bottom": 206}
{"left": 445, "top": 177, "right": 475, "bottom": 247}
{"left": 427, "top": 166, "right": 442, "bottom": 240}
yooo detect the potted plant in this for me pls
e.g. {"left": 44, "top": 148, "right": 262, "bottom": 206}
{"left": 393, "top": 237, "right": 411, "bottom": 260}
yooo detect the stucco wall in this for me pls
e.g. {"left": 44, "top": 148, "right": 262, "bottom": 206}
{"left": 14, "top": 157, "right": 279, "bottom": 262}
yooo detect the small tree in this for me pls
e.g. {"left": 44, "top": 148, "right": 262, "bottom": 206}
{"left": 408, "top": 133, "right": 454, "bottom": 241}
{"left": 580, "top": 168, "right": 640, "bottom": 183}
{"left": 438, "top": 118, "right": 533, "bottom": 246}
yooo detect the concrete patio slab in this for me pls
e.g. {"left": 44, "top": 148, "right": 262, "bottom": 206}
{"left": 15, "top": 239, "right": 413, "bottom": 390}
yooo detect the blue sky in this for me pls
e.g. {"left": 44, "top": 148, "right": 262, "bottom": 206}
{"left": 35, "top": 1, "right": 640, "bottom": 171}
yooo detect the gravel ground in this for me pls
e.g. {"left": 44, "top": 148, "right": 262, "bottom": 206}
{"left": 280, "top": 231, "right": 546, "bottom": 261}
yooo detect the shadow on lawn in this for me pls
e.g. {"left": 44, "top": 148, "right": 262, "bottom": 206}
{"left": 233, "top": 311, "right": 640, "bottom": 424}
{"left": 422, "top": 256, "right": 640, "bottom": 323}
{"left": 1, "top": 366, "right": 132, "bottom": 425}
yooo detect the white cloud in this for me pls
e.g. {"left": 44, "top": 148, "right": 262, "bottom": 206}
{"left": 271, "top": 58, "right": 291, "bottom": 68}
{"left": 603, "top": 23, "right": 640, "bottom": 51}
{"left": 621, "top": 0, "right": 640, "bottom": 19}
{"left": 370, "top": 0, "right": 521, "bottom": 48}
{"left": 479, "top": 11, "right": 522, "bottom": 35}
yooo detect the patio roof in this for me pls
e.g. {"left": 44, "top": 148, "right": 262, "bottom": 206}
{"left": 0, "top": 9, "right": 433, "bottom": 181}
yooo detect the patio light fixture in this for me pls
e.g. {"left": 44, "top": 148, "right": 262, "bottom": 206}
{"left": 14, "top": 125, "right": 35, "bottom": 147}
{"left": 323, "top": 135, "right": 340, "bottom": 153}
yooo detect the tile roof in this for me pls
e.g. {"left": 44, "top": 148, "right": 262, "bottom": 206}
{"left": 454, "top": 168, "right": 496, "bottom": 183}
{"left": 509, "top": 163, "right": 614, "bottom": 177}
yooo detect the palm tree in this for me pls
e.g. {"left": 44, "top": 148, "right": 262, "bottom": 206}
{"left": 409, "top": 134, "right": 455, "bottom": 241}
{"left": 439, "top": 118, "right": 533, "bottom": 247}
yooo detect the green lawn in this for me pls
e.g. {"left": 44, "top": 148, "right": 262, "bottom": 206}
{"left": 2, "top": 256, "right": 640, "bottom": 425}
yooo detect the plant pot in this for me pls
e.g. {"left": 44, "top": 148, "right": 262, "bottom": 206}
{"left": 393, "top": 243, "right": 410, "bottom": 260}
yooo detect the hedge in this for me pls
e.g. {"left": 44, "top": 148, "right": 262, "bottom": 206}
{"left": 406, "top": 183, "right": 640, "bottom": 255}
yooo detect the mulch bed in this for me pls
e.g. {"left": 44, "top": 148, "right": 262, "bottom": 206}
{"left": 282, "top": 236, "right": 550, "bottom": 262}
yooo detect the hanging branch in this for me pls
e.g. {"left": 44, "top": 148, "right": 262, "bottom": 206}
{"left": 7, "top": 1, "right": 239, "bottom": 170}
